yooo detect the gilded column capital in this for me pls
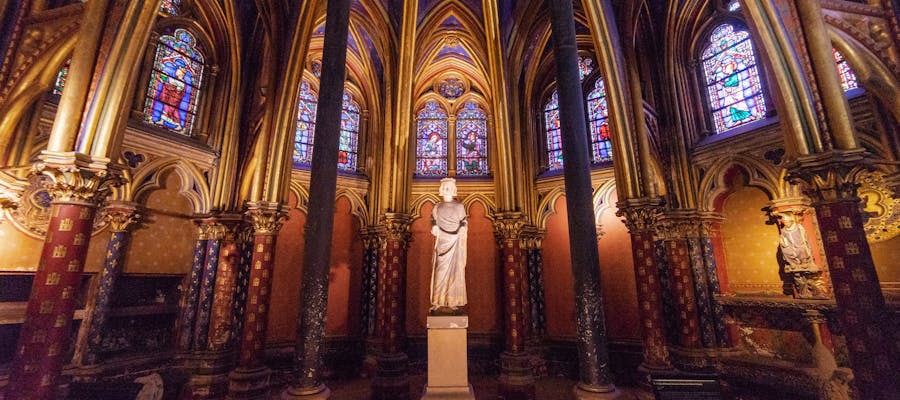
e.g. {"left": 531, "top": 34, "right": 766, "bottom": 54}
{"left": 787, "top": 150, "right": 873, "bottom": 203}
{"left": 33, "top": 152, "right": 124, "bottom": 206}
{"left": 616, "top": 198, "right": 664, "bottom": 234}
{"left": 102, "top": 202, "right": 141, "bottom": 233}
{"left": 203, "top": 214, "right": 244, "bottom": 241}
{"left": 697, "top": 212, "right": 725, "bottom": 237}
{"left": 379, "top": 212, "right": 412, "bottom": 243}
{"left": 360, "top": 226, "right": 385, "bottom": 249}
{"left": 493, "top": 212, "right": 525, "bottom": 242}
{"left": 521, "top": 226, "right": 544, "bottom": 249}
{"left": 244, "top": 202, "right": 287, "bottom": 235}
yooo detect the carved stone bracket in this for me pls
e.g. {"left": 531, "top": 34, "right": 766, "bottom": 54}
{"left": 102, "top": 202, "right": 142, "bottom": 233}
{"left": 786, "top": 150, "right": 873, "bottom": 204}
{"left": 379, "top": 212, "right": 412, "bottom": 243}
{"left": 33, "top": 152, "right": 124, "bottom": 206}
{"left": 493, "top": 212, "right": 525, "bottom": 242}
{"left": 244, "top": 202, "right": 287, "bottom": 235}
{"left": 616, "top": 197, "right": 664, "bottom": 234}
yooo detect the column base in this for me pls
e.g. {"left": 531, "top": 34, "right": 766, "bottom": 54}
{"left": 669, "top": 347, "right": 717, "bottom": 372}
{"left": 227, "top": 366, "right": 271, "bottom": 400}
{"left": 498, "top": 352, "right": 535, "bottom": 400}
{"left": 183, "top": 350, "right": 236, "bottom": 399}
{"left": 573, "top": 383, "right": 621, "bottom": 400}
{"left": 421, "top": 384, "right": 475, "bottom": 400}
{"left": 371, "top": 352, "right": 409, "bottom": 400}
{"left": 280, "top": 383, "right": 331, "bottom": 399}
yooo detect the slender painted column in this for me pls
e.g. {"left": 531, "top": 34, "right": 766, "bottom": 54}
{"left": 791, "top": 156, "right": 899, "bottom": 399}
{"left": 698, "top": 214, "right": 731, "bottom": 347}
{"left": 494, "top": 213, "right": 535, "bottom": 399}
{"left": 618, "top": 202, "right": 673, "bottom": 374}
{"left": 657, "top": 217, "right": 701, "bottom": 351}
{"left": 360, "top": 227, "right": 382, "bottom": 339}
{"left": 7, "top": 163, "right": 110, "bottom": 400}
{"left": 524, "top": 229, "right": 547, "bottom": 337}
{"left": 370, "top": 214, "right": 412, "bottom": 400}
{"left": 72, "top": 203, "right": 141, "bottom": 367}
{"left": 175, "top": 223, "right": 211, "bottom": 351}
{"left": 547, "top": 0, "right": 617, "bottom": 395}
{"left": 194, "top": 220, "right": 223, "bottom": 351}
{"left": 208, "top": 216, "right": 243, "bottom": 352}
{"left": 227, "top": 203, "right": 285, "bottom": 400}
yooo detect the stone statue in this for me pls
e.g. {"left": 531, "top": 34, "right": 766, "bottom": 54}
{"left": 775, "top": 212, "right": 828, "bottom": 299}
{"left": 430, "top": 178, "right": 468, "bottom": 312}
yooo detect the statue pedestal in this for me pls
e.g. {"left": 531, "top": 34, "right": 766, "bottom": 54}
{"left": 421, "top": 316, "right": 475, "bottom": 400}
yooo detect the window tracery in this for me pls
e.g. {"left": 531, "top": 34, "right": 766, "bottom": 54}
{"left": 455, "top": 101, "right": 488, "bottom": 176}
{"left": 700, "top": 23, "right": 767, "bottom": 134}
{"left": 416, "top": 101, "right": 449, "bottom": 176}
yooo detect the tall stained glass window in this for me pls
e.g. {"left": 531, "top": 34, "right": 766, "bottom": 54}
{"left": 544, "top": 92, "right": 563, "bottom": 171}
{"left": 833, "top": 49, "right": 859, "bottom": 91}
{"left": 456, "top": 101, "right": 489, "bottom": 176}
{"left": 416, "top": 101, "right": 448, "bottom": 176}
{"left": 339, "top": 92, "right": 360, "bottom": 171}
{"left": 294, "top": 80, "right": 318, "bottom": 164}
{"left": 143, "top": 29, "right": 205, "bottom": 136}
{"left": 160, "top": 0, "right": 181, "bottom": 15}
{"left": 587, "top": 78, "right": 612, "bottom": 163}
{"left": 53, "top": 57, "right": 71, "bottom": 95}
{"left": 701, "top": 24, "right": 766, "bottom": 133}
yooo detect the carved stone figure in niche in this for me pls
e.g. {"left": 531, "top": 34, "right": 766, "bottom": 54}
{"left": 775, "top": 211, "right": 828, "bottom": 299}
{"left": 430, "top": 178, "right": 468, "bottom": 314}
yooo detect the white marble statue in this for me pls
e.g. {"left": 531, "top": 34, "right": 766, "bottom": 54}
{"left": 430, "top": 178, "right": 468, "bottom": 312}
{"left": 776, "top": 213, "right": 818, "bottom": 273}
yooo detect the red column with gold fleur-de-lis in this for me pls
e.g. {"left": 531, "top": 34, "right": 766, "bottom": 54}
{"left": 6, "top": 164, "right": 111, "bottom": 400}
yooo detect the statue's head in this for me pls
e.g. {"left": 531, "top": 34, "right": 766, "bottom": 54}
{"left": 439, "top": 177, "right": 457, "bottom": 198}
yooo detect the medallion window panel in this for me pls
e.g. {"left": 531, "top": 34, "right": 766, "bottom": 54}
{"left": 294, "top": 80, "right": 318, "bottom": 164}
{"left": 416, "top": 101, "right": 449, "bottom": 176}
{"left": 700, "top": 23, "right": 767, "bottom": 134}
{"left": 455, "top": 102, "right": 489, "bottom": 176}
{"left": 587, "top": 78, "right": 612, "bottom": 163}
{"left": 142, "top": 28, "right": 206, "bottom": 136}
{"left": 339, "top": 92, "right": 360, "bottom": 171}
{"left": 832, "top": 49, "right": 859, "bottom": 91}
{"left": 544, "top": 91, "right": 563, "bottom": 171}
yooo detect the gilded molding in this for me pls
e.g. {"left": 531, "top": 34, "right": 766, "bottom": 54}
{"left": 203, "top": 215, "right": 244, "bottom": 241}
{"left": 379, "top": 213, "right": 412, "bottom": 243}
{"left": 493, "top": 212, "right": 525, "bottom": 241}
{"left": 360, "top": 226, "right": 385, "bottom": 249}
{"left": 657, "top": 210, "right": 703, "bottom": 241}
{"left": 245, "top": 203, "right": 287, "bottom": 235}
{"left": 616, "top": 198, "right": 664, "bottom": 234}
{"left": 858, "top": 171, "right": 900, "bottom": 242}
{"left": 102, "top": 203, "right": 141, "bottom": 233}
{"left": 787, "top": 150, "right": 873, "bottom": 203}
{"left": 33, "top": 154, "right": 122, "bottom": 206}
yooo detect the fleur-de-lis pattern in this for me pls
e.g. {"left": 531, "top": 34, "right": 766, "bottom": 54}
{"left": 193, "top": 238, "right": 221, "bottom": 350}
{"left": 175, "top": 237, "right": 208, "bottom": 350}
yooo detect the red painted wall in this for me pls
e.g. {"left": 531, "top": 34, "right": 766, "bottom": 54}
{"left": 542, "top": 197, "right": 577, "bottom": 337}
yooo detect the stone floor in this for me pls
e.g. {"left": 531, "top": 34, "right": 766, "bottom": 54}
{"left": 319, "top": 374, "right": 651, "bottom": 400}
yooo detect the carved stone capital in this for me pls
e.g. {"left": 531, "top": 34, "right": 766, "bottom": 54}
{"left": 657, "top": 210, "right": 701, "bottom": 241}
{"left": 33, "top": 152, "right": 123, "bottom": 206}
{"left": 360, "top": 226, "right": 385, "bottom": 249}
{"left": 521, "top": 226, "right": 544, "bottom": 249}
{"left": 203, "top": 214, "right": 244, "bottom": 241}
{"left": 379, "top": 212, "right": 412, "bottom": 243}
{"left": 787, "top": 150, "right": 872, "bottom": 204}
{"left": 102, "top": 202, "right": 141, "bottom": 233}
{"left": 616, "top": 198, "right": 664, "bottom": 234}
{"left": 697, "top": 212, "right": 725, "bottom": 237}
{"left": 244, "top": 202, "right": 287, "bottom": 235}
{"left": 493, "top": 212, "right": 525, "bottom": 242}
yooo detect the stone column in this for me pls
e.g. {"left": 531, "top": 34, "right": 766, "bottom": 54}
{"left": 697, "top": 214, "right": 730, "bottom": 348}
{"left": 494, "top": 213, "right": 535, "bottom": 399}
{"left": 208, "top": 216, "right": 244, "bottom": 353}
{"left": 790, "top": 155, "right": 899, "bottom": 399}
{"left": 175, "top": 222, "right": 212, "bottom": 351}
{"left": 72, "top": 203, "right": 141, "bottom": 370}
{"left": 360, "top": 227, "right": 383, "bottom": 378}
{"left": 227, "top": 203, "right": 285, "bottom": 400}
{"left": 6, "top": 162, "right": 111, "bottom": 400}
{"left": 193, "top": 219, "right": 223, "bottom": 352}
{"left": 370, "top": 213, "right": 412, "bottom": 400}
{"left": 618, "top": 201, "right": 673, "bottom": 375}
{"left": 656, "top": 216, "right": 701, "bottom": 352}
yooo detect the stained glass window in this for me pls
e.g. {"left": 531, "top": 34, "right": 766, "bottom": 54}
{"left": 294, "top": 80, "right": 318, "bottom": 164}
{"left": 544, "top": 91, "right": 563, "bottom": 171}
{"left": 160, "top": 0, "right": 180, "bottom": 15}
{"left": 439, "top": 78, "right": 465, "bottom": 100}
{"left": 701, "top": 24, "right": 766, "bottom": 133}
{"left": 143, "top": 29, "right": 205, "bottom": 136}
{"left": 456, "top": 102, "right": 489, "bottom": 176}
{"left": 727, "top": 0, "right": 741, "bottom": 12}
{"left": 416, "top": 101, "right": 448, "bottom": 176}
{"left": 587, "top": 78, "right": 613, "bottom": 163}
{"left": 578, "top": 57, "right": 594, "bottom": 81}
{"left": 832, "top": 49, "right": 859, "bottom": 91}
{"left": 339, "top": 92, "right": 360, "bottom": 171}
{"left": 53, "top": 57, "right": 71, "bottom": 95}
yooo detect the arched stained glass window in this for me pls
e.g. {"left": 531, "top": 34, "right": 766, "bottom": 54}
{"left": 160, "top": 0, "right": 181, "bottom": 15}
{"left": 416, "top": 101, "right": 448, "bottom": 176}
{"left": 833, "top": 49, "right": 858, "bottom": 91}
{"left": 456, "top": 102, "right": 489, "bottom": 176}
{"left": 587, "top": 78, "right": 612, "bottom": 163}
{"left": 143, "top": 28, "right": 205, "bottom": 136}
{"left": 53, "top": 57, "right": 71, "bottom": 95}
{"left": 701, "top": 24, "right": 766, "bottom": 134}
{"left": 294, "top": 80, "right": 318, "bottom": 164}
{"left": 544, "top": 91, "right": 563, "bottom": 171}
{"left": 339, "top": 92, "right": 360, "bottom": 171}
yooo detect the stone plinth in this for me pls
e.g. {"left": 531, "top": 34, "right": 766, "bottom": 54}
{"left": 421, "top": 316, "right": 475, "bottom": 400}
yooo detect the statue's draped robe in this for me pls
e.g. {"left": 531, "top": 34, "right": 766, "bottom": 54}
{"left": 430, "top": 201, "right": 468, "bottom": 308}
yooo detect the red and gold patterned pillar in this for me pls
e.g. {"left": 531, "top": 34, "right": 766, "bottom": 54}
{"left": 208, "top": 216, "right": 244, "bottom": 352}
{"left": 790, "top": 156, "right": 899, "bottom": 399}
{"left": 494, "top": 213, "right": 535, "bottom": 400}
{"left": 227, "top": 203, "right": 285, "bottom": 400}
{"left": 618, "top": 201, "right": 672, "bottom": 375}
{"left": 371, "top": 213, "right": 412, "bottom": 400}
{"left": 71, "top": 203, "right": 141, "bottom": 371}
{"left": 657, "top": 216, "right": 701, "bottom": 351}
{"left": 7, "top": 162, "right": 113, "bottom": 400}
